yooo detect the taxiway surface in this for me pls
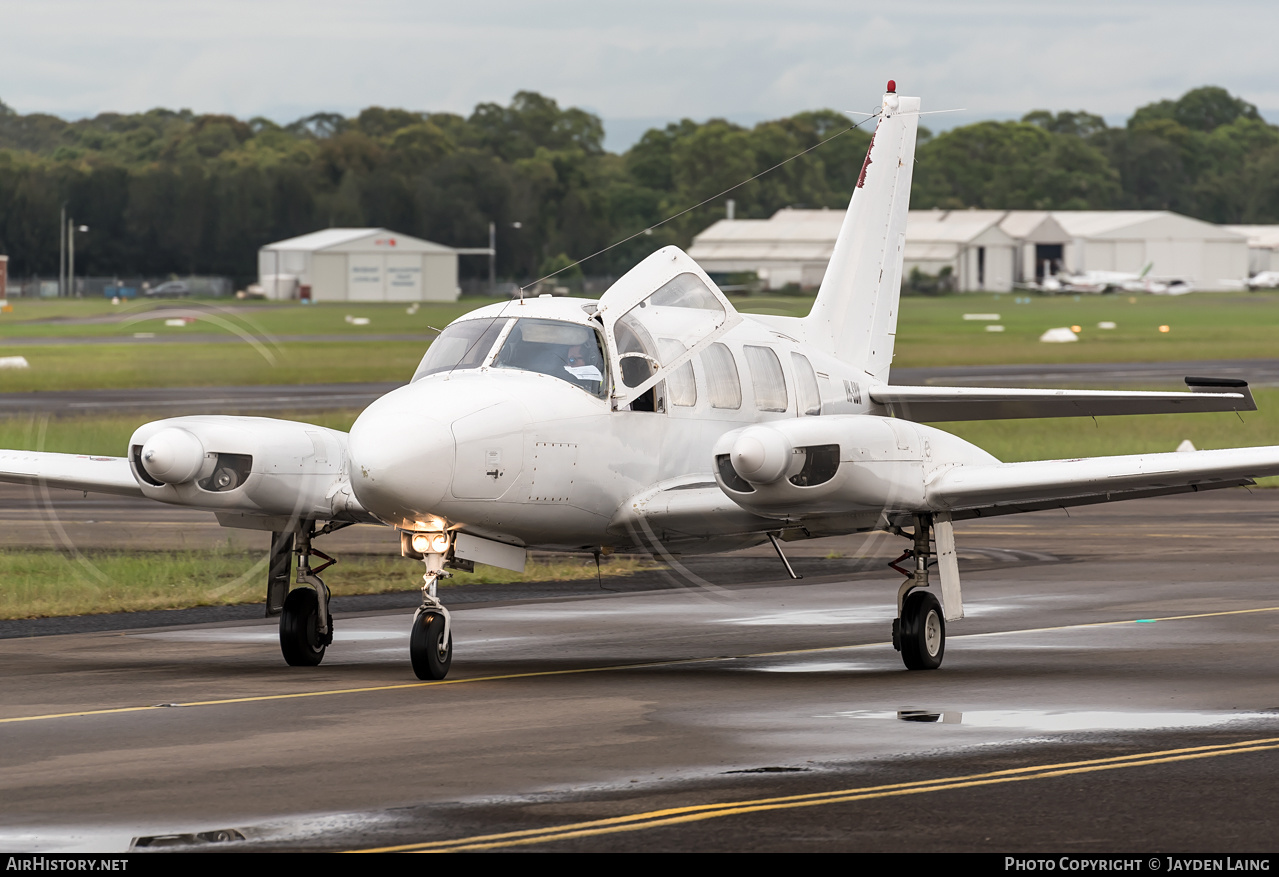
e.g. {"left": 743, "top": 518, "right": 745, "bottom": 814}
{"left": 2, "top": 492, "right": 1278, "bottom": 852}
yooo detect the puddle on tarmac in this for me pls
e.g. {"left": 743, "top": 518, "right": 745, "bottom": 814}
{"left": 820, "top": 708, "right": 1277, "bottom": 731}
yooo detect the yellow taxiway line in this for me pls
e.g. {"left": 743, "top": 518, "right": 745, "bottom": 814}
{"left": 352, "top": 736, "right": 1279, "bottom": 852}
{"left": 2, "top": 605, "right": 1277, "bottom": 726}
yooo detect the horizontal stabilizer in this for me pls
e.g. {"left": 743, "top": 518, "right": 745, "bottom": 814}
{"left": 872, "top": 381, "right": 1255, "bottom": 422}
{"left": 928, "top": 445, "right": 1279, "bottom": 515}
{"left": 0, "top": 450, "right": 142, "bottom": 497}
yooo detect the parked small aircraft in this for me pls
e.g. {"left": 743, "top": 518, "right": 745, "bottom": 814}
{"left": 4, "top": 84, "right": 1276, "bottom": 679}
{"left": 1247, "top": 270, "right": 1279, "bottom": 290}
{"left": 1030, "top": 262, "right": 1190, "bottom": 294}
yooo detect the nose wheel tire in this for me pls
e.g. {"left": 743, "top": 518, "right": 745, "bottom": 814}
{"left": 899, "top": 589, "right": 945, "bottom": 671}
{"left": 411, "top": 610, "right": 452, "bottom": 680}
{"left": 280, "top": 587, "right": 327, "bottom": 667}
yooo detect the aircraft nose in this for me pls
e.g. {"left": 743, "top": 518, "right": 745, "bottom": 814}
{"left": 348, "top": 391, "right": 456, "bottom": 524}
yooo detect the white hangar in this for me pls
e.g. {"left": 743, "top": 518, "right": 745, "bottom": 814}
{"left": 1049, "top": 212, "right": 1247, "bottom": 289}
{"left": 1222, "top": 225, "right": 1279, "bottom": 275}
{"left": 688, "top": 208, "right": 1044, "bottom": 293}
{"left": 688, "top": 208, "right": 1251, "bottom": 292}
{"left": 258, "top": 228, "right": 462, "bottom": 302}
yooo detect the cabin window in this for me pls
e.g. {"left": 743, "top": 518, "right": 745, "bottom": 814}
{"left": 791, "top": 353, "right": 821, "bottom": 415}
{"left": 411, "top": 317, "right": 507, "bottom": 382}
{"left": 491, "top": 318, "right": 608, "bottom": 399}
{"left": 658, "top": 338, "right": 697, "bottom": 407}
{"left": 701, "top": 343, "right": 741, "bottom": 410}
{"left": 744, "top": 345, "right": 788, "bottom": 412}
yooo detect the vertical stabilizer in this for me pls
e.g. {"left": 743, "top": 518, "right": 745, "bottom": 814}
{"left": 802, "top": 87, "right": 919, "bottom": 382}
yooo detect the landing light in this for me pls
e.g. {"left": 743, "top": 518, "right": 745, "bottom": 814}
{"left": 412, "top": 533, "right": 450, "bottom": 554}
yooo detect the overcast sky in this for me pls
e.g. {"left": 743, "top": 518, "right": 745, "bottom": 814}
{"left": 7, "top": 0, "right": 1279, "bottom": 151}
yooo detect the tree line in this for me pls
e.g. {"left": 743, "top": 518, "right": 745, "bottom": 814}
{"left": 0, "top": 86, "right": 1275, "bottom": 284}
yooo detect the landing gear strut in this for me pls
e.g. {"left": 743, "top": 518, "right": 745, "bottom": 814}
{"left": 890, "top": 514, "right": 946, "bottom": 670}
{"left": 408, "top": 533, "right": 453, "bottom": 681}
{"left": 278, "top": 521, "right": 342, "bottom": 667}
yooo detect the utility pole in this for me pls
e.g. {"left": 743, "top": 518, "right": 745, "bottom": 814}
{"left": 68, "top": 218, "right": 74, "bottom": 298}
{"left": 489, "top": 221, "right": 496, "bottom": 293}
{"left": 58, "top": 203, "right": 66, "bottom": 298}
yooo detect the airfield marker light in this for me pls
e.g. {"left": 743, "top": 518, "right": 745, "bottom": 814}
{"left": 1070, "top": 325, "right": 1082, "bottom": 333}
{"left": 1159, "top": 325, "right": 1171, "bottom": 333}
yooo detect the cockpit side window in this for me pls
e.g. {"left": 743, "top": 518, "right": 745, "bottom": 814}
{"left": 492, "top": 318, "right": 608, "bottom": 399}
{"left": 411, "top": 317, "right": 507, "bottom": 382}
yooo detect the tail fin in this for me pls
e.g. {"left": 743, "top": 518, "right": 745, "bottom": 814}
{"left": 802, "top": 87, "right": 920, "bottom": 383}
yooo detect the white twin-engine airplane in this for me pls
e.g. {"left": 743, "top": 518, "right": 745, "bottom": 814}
{"left": 4, "top": 84, "right": 1278, "bottom": 680}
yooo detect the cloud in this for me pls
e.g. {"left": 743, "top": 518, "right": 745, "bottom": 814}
{"left": 5, "top": 0, "right": 1278, "bottom": 140}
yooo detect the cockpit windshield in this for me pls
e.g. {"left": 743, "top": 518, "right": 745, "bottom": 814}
{"left": 492, "top": 318, "right": 608, "bottom": 398}
{"left": 411, "top": 318, "right": 506, "bottom": 383}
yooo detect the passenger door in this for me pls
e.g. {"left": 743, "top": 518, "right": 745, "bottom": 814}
{"left": 595, "top": 247, "right": 741, "bottom": 411}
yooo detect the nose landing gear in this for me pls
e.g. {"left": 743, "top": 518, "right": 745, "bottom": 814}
{"left": 409, "top": 537, "right": 454, "bottom": 680}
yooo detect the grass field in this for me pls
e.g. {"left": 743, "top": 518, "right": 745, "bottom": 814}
{"left": 0, "top": 410, "right": 362, "bottom": 455}
{"left": 0, "top": 548, "right": 652, "bottom": 620}
{"left": 0, "top": 297, "right": 500, "bottom": 338}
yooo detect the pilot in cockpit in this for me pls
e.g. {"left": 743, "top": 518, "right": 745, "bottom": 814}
{"left": 492, "top": 318, "right": 608, "bottom": 398}
{"left": 562, "top": 342, "right": 604, "bottom": 388}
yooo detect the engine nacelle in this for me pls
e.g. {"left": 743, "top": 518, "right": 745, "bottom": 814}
{"left": 711, "top": 415, "right": 997, "bottom": 517}
{"left": 128, "top": 416, "right": 364, "bottom": 523}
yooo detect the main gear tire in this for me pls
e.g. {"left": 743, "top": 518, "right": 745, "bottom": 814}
{"left": 899, "top": 589, "right": 945, "bottom": 671}
{"left": 280, "top": 587, "right": 326, "bottom": 667}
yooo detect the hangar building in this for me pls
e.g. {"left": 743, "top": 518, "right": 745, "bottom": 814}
{"left": 1223, "top": 225, "right": 1279, "bottom": 274}
{"left": 1050, "top": 212, "right": 1247, "bottom": 289}
{"left": 688, "top": 208, "right": 1250, "bottom": 292}
{"left": 258, "top": 228, "right": 461, "bottom": 302}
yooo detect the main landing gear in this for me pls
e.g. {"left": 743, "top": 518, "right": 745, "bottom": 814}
{"left": 269, "top": 522, "right": 349, "bottom": 667}
{"left": 889, "top": 513, "right": 946, "bottom": 670}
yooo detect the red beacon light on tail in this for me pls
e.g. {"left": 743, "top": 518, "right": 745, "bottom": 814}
{"left": 886, "top": 79, "right": 896, "bottom": 93}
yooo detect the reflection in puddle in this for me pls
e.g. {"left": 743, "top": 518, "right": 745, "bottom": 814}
{"left": 139, "top": 629, "right": 406, "bottom": 644}
{"left": 823, "top": 708, "right": 1275, "bottom": 732}
{"left": 723, "top": 608, "right": 889, "bottom": 627}
{"left": 751, "top": 661, "right": 881, "bottom": 673}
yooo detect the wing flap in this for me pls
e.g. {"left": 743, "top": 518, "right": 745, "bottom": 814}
{"left": 928, "top": 445, "right": 1279, "bottom": 514}
{"left": 0, "top": 450, "right": 143, "bottom": 497}
{"left": 872, "top": 380, "right": 1254, "bottom": 422}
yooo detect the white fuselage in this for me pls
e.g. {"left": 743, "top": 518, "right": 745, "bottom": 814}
{"left": 346, "top": 296, "right": 896, "bottom": 552}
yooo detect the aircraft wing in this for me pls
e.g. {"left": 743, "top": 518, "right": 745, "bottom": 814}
{"left": 872, "top": 377, "right": 1254, "bottom": 422}
{"left": 0, "top": 450, "right": 143, "bottom": 497}
{"left": 926, "top": 445, "right": 1279, "bottom": 519}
